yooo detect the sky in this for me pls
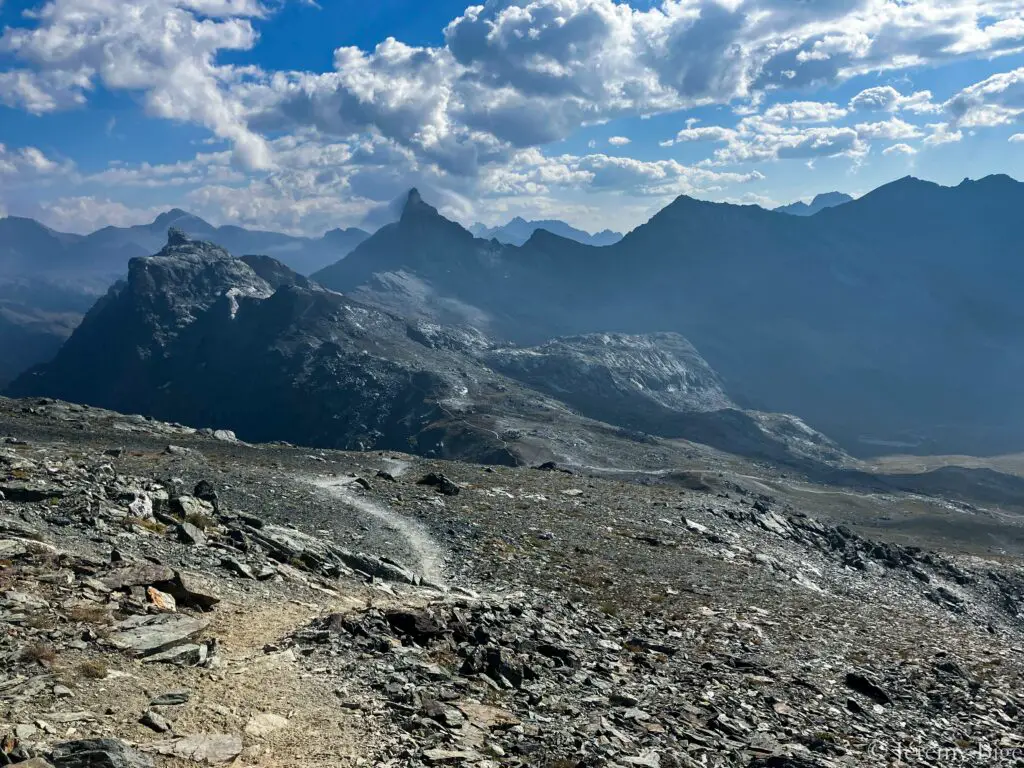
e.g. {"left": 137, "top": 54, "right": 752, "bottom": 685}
{"left": 1, "top": 0, "right": 1023, "bottom": 237}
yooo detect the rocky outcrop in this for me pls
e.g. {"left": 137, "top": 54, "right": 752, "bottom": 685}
{"left": 8, "top": 231, "right": 852, "bottom": 469}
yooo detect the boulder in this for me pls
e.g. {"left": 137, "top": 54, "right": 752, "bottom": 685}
{"left": 107, "top": 614, "right": 209, "bottom": 657}
{"left": 49, "top": 739, "right": 154, "bottom": 768}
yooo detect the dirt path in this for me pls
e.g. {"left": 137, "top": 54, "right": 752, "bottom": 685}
{"left": 310, "top": 476, "right": 448, "bottom": 588}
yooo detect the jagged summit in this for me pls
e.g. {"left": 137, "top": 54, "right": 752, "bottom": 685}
{"left": 166, "top": 227, "right": 193, "bottom": 247}
{"left": 399, "top": 187, "right": 441, "bottom": 222}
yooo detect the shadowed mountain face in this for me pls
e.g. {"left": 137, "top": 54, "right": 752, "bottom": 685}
{"left": 470, "top": 217, "right": 623, "bottom": 246}
{"left": 775, "top": 191, "right": 853, "bottom": 216}
{"left": 7, "top": 229, "right": 848, "bottom": 468}
{"left": 0, "top": 211, "right": 371, "bottom": 382}
{"left": 314, "top": 177, "right": 1024, "bottom": 456}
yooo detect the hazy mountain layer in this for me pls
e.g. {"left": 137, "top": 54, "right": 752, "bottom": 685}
{"left": 470, "top": 217, "right": 623, "bottom": 246}
{"left": 774, "top": 191, "right": 854, "bottom": 216}
{"left": 315, "top": 176, "right": 1024, "bottom": 456}
{"left": 7, "top": 230, "right": 846, "bottom": 469}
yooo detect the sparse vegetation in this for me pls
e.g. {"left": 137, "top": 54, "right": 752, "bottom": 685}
{"left": 77, "top": 659, "right": 109, "bottom": 680}
{"left": 184, "top": 511, "right": 215, "bottom": 530}
{"left": 67, "top": 605, "right": 112, "bottom": 625}
{"left": 21, "top": 643, "right": 57, "bottom": 665}
{"left": 124, "top": 516, "right": 167, "bottom": 534}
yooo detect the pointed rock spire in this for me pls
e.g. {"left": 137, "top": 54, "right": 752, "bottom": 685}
{"left": 400, "top": 188, "right": 438, "bottom": 222}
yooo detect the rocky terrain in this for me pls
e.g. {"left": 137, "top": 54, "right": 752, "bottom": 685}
{"left": 2, "top": 397, "right": 1024, "bottom": 767}
{"left": 7, "top": 230, "right": 851, "bottom": 470}
{"left": 0, "top": 210, "right": 370, "bottom": 383}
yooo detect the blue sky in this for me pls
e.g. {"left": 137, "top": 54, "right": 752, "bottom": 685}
{"left": 1, "top": 0, "right": 1023, "bottom": 236}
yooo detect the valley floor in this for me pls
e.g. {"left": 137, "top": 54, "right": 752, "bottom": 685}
{"left": 2, "top": 398, "right": 1024, "bottom": 767}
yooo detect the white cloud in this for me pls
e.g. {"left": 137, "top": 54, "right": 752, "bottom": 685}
{"left": 32, "top": 197, "right": 167, "bottom": 233}
{"left": 0, "top": 0, "right": 272, "bottom": 169}
{"left": 923, "top": 123, "right": 964, "bottom": 146}
{"left": 849, "top": 86, "right": 938, "bottom": 114}
{"left": 852, "top": 118, "right": 923, "bottom": 140}
{"left": 762, "top": 101, "right": 848, "bottom": 123}
{"left": 0, "top": 143, "right": 73, "bottom": 178}
{"left": 608, "top": 136, "right": 632, "bottom": 146}
{"left": 1010, "top": 133, "right": 1024, "bottom": 143}
{"left": 944, "top": 66, "right": 1024, "bottom": 128}
{"left": 882, "top": 142, "right": 917, "bottom": 155}
{"left": 239, "top": 0, "right": 1024, "bottom": 174}
{"left": 3, "top": 0, "right": 1024, "bottom": 232}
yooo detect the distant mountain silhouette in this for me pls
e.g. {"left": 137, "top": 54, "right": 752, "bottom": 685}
{"left": 314, "top": 175, "right": 1024, "bottom": 456}
{"left": 775, "top": 191, "right": 853, "bottom": 216}
{"left": 471, "top": 216, "right": 622, "bottom": 246}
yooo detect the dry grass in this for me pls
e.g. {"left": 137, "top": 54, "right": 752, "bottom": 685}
{"left": 184, "top": 512, "right": 215, "bottom": 530}
{"left": 77, "top": 659, "right": 109, "bottom": 680}
{"left": 67, "top": 605, "right": 112, "bottom": 625}
{"left": 124, "top": 517, "right": 167, "bottom": 534}
{"left": 22, "top": 614, "right": 57, "bottom": 630}
{"left": 21, "top": 643, "right": 58, "bottom": 665}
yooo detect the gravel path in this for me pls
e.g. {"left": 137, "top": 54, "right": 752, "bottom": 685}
{"left": 310, "top": 476, "right": 448, "bottom": 587}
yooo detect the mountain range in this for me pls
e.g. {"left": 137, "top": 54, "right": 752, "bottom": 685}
{"left": 7, "top": 228, "right": 843, "bottom": 469}
{"left": 774, "top": 191, "right": 854, "bottom": 216}
{"left": 470, "top": 217, "right": 623, "bottom": 246}
{"left": 5, "top": 175, "right": 1024, "bottom": 459}
{"left": 313, "top": 176, "right": 1024, "bottom": 456}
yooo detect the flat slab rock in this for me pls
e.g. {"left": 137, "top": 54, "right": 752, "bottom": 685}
{"left": 49, "top": 738, "right": 154, "bottom": 768}
{"left": 149, "top": 734, "right": 243, "bottom": 764}
{"left": 107, "top": 613, "right": 209, "bottom": 656}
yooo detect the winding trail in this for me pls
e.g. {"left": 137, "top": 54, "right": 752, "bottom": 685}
{"left": 310, "top": 472, "right": 448, "bottom": 588}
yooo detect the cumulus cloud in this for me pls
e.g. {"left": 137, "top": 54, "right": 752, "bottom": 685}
{"left": 4, "top": 0, "right": 1024, "bottom": 231}
{"left": 0, "top": 0, "right": 272, "bottom": 168}
{"left": 762, "top": 101, "right": 848, "bottom": 123}
{"left": 32, "top": 197, "right": 168, "bottom": 233}
{"left": 0, "top": 143, "right": 73, "bottom": 178}
{"left": 238, "top": 0, "right": 1024, "bottom": 174}
{"left": 923, "top": 123, "right": 964, "bottom": 146}
{"left": 882, "top": 142, "right": 917, "bottom": 155}
{"left": 848, "top": 86, "right": 938, "bottom": 114}
{"left": 852, "top": 118, "right": 923, "bottom": 140}
{"left": 944, "top": 66, "right": 1024, "bottom": 128}
{"left": 608, "top": 136, "right": 632, "bottom": 146}
{"left": 1010, "top": 133, "right": 1024, "bottom": 143}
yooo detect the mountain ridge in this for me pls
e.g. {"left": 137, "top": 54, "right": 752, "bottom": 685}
{"left": 774, "top": 190, "right": 854, "bottom": 216}
{"left": 313, "top": 174, "right": 1024, "bottom": 456}
{"left": 8, "top": 230, "right": 852, "bottom": 469}
{"left": 470, "top": 215, "right": 623, "bottom": 246}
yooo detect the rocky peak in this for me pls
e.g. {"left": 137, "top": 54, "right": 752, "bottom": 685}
{"left": 399, "top": 188, "right": 440, "bottom": 223}
{"left": 166, "top": 227, "right": 192, "bottom": 247}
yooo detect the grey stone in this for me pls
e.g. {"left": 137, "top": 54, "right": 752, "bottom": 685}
{"left": 156, "top": 734, "right": 242, "bottom": 764}
{"left": 176, "top": 522, "right": 206, "bottom": 547}
{"left": 150, "top": 691, "right": 190, "bottom": 707}
{"left": 49, "top": 738, "right": 154, "bottom": 768}
{"left": 107, "top": 613, "right": 209, "bottom": 656}
{"left": 139, "top": 710, "right": 172, "bottom": 733}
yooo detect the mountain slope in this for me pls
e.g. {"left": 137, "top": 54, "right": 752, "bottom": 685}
{"left": 471, "top": 217, "right": 622, "bottom": 246}
{"left": 775, "top": 191, "right": 853, "bottom": 216}
{"left": 0, "top": 211, "right": 371, "bottom": 383}
{"left": 315, "top": 175, "right": 1024, "bottom": 456}
{"left": 8, "top": 230, "right": 848, "bottom": 468}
